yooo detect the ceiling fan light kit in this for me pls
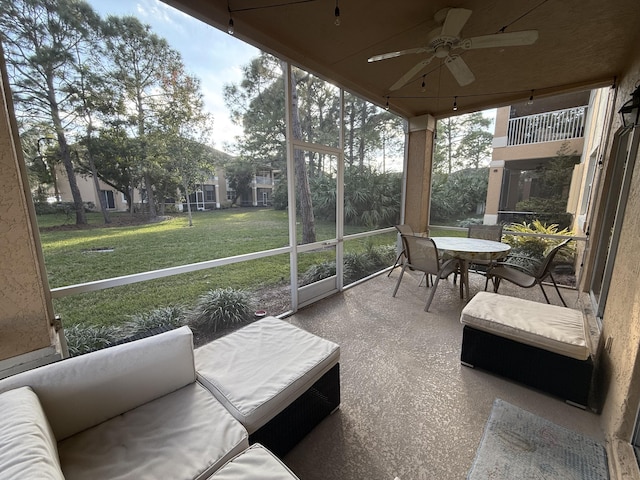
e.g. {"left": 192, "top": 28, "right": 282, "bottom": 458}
{"left": 368, "top": 7, "right": 539, "bottom": 91}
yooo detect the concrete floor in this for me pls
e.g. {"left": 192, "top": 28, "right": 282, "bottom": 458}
{"left": 282, "top": 271, "right": 604, "bottom": 480}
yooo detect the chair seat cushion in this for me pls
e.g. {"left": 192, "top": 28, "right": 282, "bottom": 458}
{"left": 209, "top": 444, "right": 300, "bottom": 479}
{"left": 195, "top": 317, "right": 340, "bottom": 434}
{"left": 0, "top": 387, "right": 64, "bottom": 480}
{"left": 460, "top": 292, "right": 589, "bottom": 360}
{"left": 58, "top": 382, "right": 248, "bottom": 480}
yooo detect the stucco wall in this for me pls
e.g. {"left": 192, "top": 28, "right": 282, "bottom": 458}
{"left": 0, "top": 50, "right": 56, "bottom": 361}
{"left": 597, "top": 48, "right": 640, "bottom": 476}
{"left": 404, "top": 115, "right": 435, "bottom": 233}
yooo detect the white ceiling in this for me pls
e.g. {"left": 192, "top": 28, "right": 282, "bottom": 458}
{"left": 164, "top": 0, "right": 640, "bottom": 118}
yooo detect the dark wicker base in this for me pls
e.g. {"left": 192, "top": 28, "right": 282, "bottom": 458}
{"left": 461, "top": 326, "right": 593, "bottom": 408}
{"left": 249, "top": 363, "right": 340, "bottom": 457}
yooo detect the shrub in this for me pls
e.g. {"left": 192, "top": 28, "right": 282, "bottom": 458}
{"left": 64, "top": 324, "right": 124, "bottom": 357}
{"left": 344, "top": 252, "right": 375, "bottom": 284}
{"left": 191, "top": 288, "right": 253, "bottom": 332}
{"left": 123, "top": 305, "right": 187, "bottom": 337}
{"left": 502, "top": 220, "right": 575, "bottom": 269}
{"left": 457, "top": 217, "right": 484, "bottom": 228}
{"left": 300, "top": 261, "right": 336, "bottom": 285}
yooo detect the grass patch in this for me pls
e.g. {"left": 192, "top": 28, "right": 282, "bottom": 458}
{"left": 39, "top": 208, "right": 396, "bottom": 327}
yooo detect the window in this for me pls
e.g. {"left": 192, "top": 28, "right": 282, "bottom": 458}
{"left": 101, "top": 190, "right": 115, "bottom": 209}
{"left": 204, "top": 185, "right": 215, "bottom": 202}
{"left": 226, "top": 189, "right": 236, "bottom": 201}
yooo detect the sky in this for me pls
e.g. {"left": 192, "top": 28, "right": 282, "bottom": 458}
{"left": 87, "top": 0, "right": 260, "bottom": 151}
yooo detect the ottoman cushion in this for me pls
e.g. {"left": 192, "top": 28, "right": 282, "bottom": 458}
{"left": 461, "top": 292, "right": 589, "bottom": 360}
{"left": 195, "top": 317, "right": 340, "bottom": 433}
{"left": 209, "top": 444, "right": 300, "bottom": 479}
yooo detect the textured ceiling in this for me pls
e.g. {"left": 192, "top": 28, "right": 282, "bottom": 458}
{"left": 165, "top": 0, "right": 640, "bottom": 119}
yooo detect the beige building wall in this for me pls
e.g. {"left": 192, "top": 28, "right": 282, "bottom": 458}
{"left": 0, "top": 46, "right": 60, "bottom": 371}
{"left": 56, "top": 166, "right": 132, "bottom": 212}
{"left": 595, "top": 50, "right": 640, "bottom": 477}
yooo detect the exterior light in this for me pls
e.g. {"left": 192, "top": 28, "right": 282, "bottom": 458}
{"left": 619, "top": 85, "right": 640, "bottom": 128}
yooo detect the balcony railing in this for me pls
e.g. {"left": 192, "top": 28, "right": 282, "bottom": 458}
{"left": 507, "top": 106, "right": 587, "bottom": 146}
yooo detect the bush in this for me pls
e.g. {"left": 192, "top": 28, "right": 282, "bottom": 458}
{"left": 191, "top": 288, "right": 253, "bottom": 332}
{"left": 457, "top": 217, "right": 483, "bottom": 228}
{"left": 502, "top": 220, "right": 575, "bottom": 270}
{"left": 300, "top": 261, "right": 336, "bottom": 285}
{"left": 123, "top": 305, "right": 187, "bottom": 337}
{"left": 33, "top": 202, "right": 59, "bottom": 215}
{"left": 64, "top": 324, "right": 124, "bottom": 357}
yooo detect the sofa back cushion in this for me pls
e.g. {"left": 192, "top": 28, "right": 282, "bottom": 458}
{"left": 0, "top": 326, "right": 196, "bottom": 441}
{"left": 0, "top": 386, "right": 65, "bottom": 480}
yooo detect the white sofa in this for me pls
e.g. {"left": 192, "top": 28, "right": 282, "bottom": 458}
{"left": 0, "top": 326, "right": 300, "bottom": 479}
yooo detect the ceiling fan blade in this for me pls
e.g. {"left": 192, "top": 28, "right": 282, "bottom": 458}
{"left": 441, "top": 8, "right": 472, "bottom": 38}
{"left": 463, "top": 30, "right": 539, "bottom": 49}
{"left": 445, "top": 55, "right": 475, "bottom": 86}
{"left": 368, "top": 47, "right": 429, "bottom": 63}
{"left": 390, "top": 56, "right": 435, "bottom": 91}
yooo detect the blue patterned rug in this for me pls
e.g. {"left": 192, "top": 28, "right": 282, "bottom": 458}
{"left": 468, "top": 399, "right": 608, "bottom": 479}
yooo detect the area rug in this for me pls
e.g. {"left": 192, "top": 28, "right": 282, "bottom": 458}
{"left": 467, "top": 399, "right": 609, "bottom": 479}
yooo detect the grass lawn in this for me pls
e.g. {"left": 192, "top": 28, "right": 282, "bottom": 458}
{"left": 39, "top": 208, "right": 396, "bottom": 327}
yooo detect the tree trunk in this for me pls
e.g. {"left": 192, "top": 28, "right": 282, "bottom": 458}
{"left": 144, "top": 172, "right": 157, "bottom": 217}
{"left": 47, "top": 78, "right": 86, "bottom": 224}
{"left": 288, "top": 66, "right": 316, "bottom": 244}
{"left": 184, "top": 179, "right": 193, "bottom": 227}
{"left": 88, "top": 151, "right": 110, "bottom": 224}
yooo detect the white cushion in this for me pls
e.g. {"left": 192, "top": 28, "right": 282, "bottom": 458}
{"left": 209, "top": 444, "right": 300, "bottom": 479}
{"left": 195, "top": 317, "right": 340, "bottom": 433}
{"left": 0, "top": 386, "right": 65, "bottom": 480}
{"left": 58, "top": 382, "right": 249, "bottom": 480}
{"left": 0, "top": 326, "right": 196, "bottom": 441}
{"left": 460, "top": 291, "right": 590, "bottom": 360}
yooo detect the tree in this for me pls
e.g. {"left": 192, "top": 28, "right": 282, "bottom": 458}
{"left": 456, "top": 112, "right": 493, "bottom": 169}
{"left": 157, "top": 63, "right": 214, "bottom": 225}
{"left": 225, "top": 159, "right": 254, "bottom": 206}
{"left": 104, "top": 15, "right": 183, "bottom": 218}
{"left": 1, "top": 0, "right": 102, "bottom": 224}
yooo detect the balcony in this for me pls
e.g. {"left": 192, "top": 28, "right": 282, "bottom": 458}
{"left": 507, "top": 106, "right": 588, "bottom": 147}
{"left": 282, "top": 272, "right": 603, "bottom": 479}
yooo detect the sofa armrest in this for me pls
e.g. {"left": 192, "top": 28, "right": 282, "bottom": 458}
{"left": 0, "top": 326, "right": 196, "bottom": 441}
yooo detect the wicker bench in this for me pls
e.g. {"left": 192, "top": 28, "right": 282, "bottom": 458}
{"left": 195, "top": 317, "right": 340, "bottom": 457}
{"left": 460, "top": 292, "right": 593, "bottom": 408}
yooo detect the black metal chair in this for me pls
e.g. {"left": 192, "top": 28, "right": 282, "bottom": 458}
{"left": 486, "top": 237, "right": 573, "bottom": 306}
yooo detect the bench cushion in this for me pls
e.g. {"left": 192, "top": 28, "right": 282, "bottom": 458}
{"left": 209, "top": 444, "right": 300, "bottom": 479}
{"left": 58, "top": 382, "right": 249, "bottom": 480}
{"left": 460, "top": 292, "right": 589, "bottom": 360}
{"left": 0, "top": 387, "right": 64, "bottom": 480}
{"left": 195, "top": 317, "right": 340, "bottom": 433}
{"left": 0, "top": 326, "right": 197, "bottom": 441}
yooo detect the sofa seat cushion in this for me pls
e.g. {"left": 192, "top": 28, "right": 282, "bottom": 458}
{"left": 0, "top": 386, "right": 64, "bottom": 480}
{"left": 460, "top": 291, "right": 590, "bottom": 360}
{"left": 195, "top": 317, "right": 340, "bottom": 433}
{"left": 209, "top": 444, "right": 300, "bottom": 479}
{"left": 58, "top": 382, "right": 248, "bottom": 480}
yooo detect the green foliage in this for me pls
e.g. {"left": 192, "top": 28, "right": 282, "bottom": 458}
{"left": 431, "top": 168, "right": 489, "bottom": 222}
{"left": 123, "top": 305, "right": 187, "bottom": 337}
{"left": 191, "top": 288, "right": 253, "bottom": 332}
{"left": 301, "top": 244, "right": 396, "bottom": 286}
{"left": 457, "top": 217, "right": 484, "bottom": 227}
{"left": 65, "top": 324, "right": 123, "bottom": 357}
{"left": 503, "top": 220, "right": 575, "bottom": 266}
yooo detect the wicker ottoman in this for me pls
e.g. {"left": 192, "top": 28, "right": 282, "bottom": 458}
{"left": 460, "top": 292, "right": 593, "bottom": 408}
{"left": 195, "top": 317, "right": 340, "bottom": 456}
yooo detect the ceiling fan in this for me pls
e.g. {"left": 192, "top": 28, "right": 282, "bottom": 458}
{"left": 368, "top": 8, "right": 539, "bottom": 91}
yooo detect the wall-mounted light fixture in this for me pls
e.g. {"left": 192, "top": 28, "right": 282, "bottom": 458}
{"left": 619, "top": 85, "right": 640, "bottom": 128}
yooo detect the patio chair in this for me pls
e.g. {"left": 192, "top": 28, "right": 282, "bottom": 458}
{"left": 388, "top": 224, "right": 416, "bottom": 277}
{"left": 467, "top": 224, "right": 504, "bottom": 289}
{"left": 392, "top": 235, "right": 457, "bottom": 312}
{"left": 486, "top": 237, "right": 573, "bottom": 307}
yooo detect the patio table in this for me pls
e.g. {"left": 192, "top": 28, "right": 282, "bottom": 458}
{"left": 431, "top": 236, "right": 511, "bottom": 300}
